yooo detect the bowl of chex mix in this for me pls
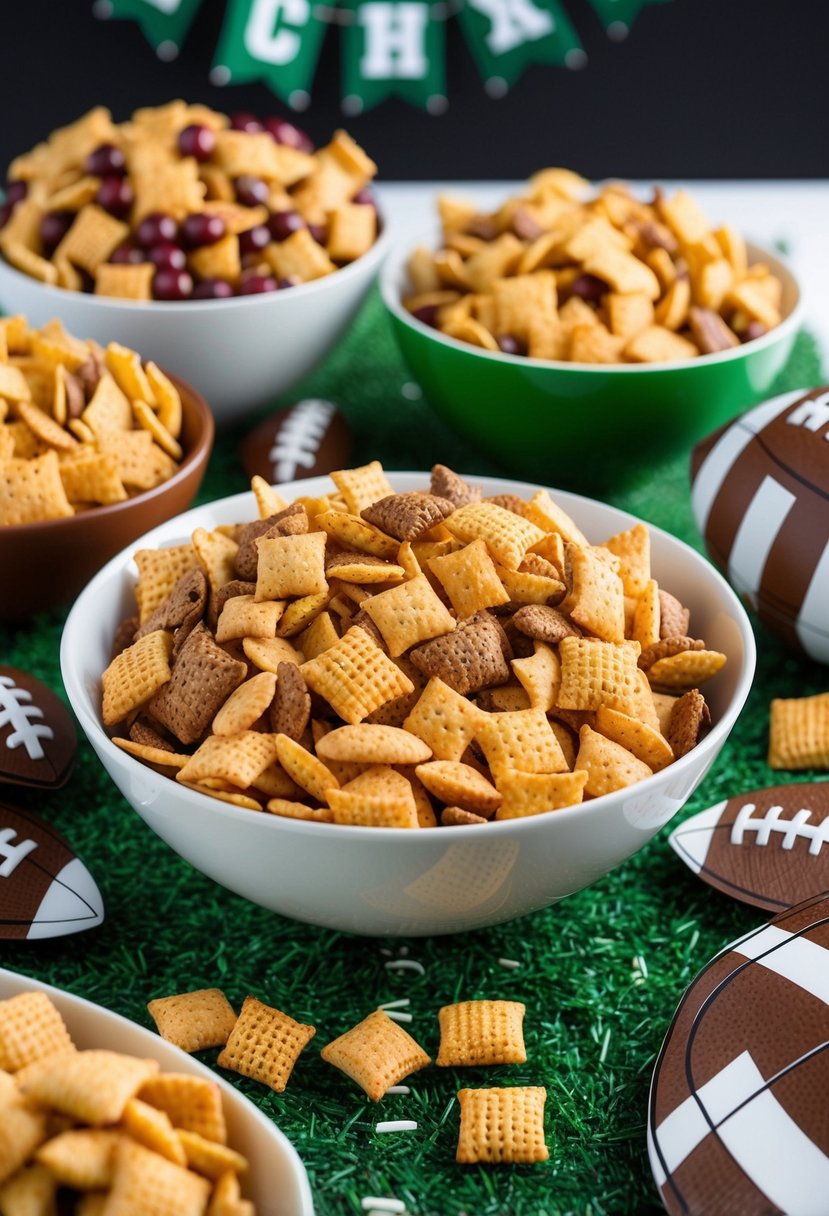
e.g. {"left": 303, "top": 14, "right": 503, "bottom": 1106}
{"left": 0, "top": 102, "right": 389, "bottom": 423}
{"left": 380, "top": 172, "right": 802, "bottom": 486}
{"left": 60, "top": 463, "right": 755, "bottom": 936}
{"left": 0, "top": 969, "right": 314, "bottom": 1215}
{"left": 0, "top": 315, "right": 213, "bottom": 621}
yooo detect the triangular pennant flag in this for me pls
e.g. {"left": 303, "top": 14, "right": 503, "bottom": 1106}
{"left": 340, "top": 0, "right": 447, "bottom": 114}
{"left": 211, "top": 0, "right": 328, "bottom": 110}
{"left": 98, "top": 0, "right": 203, "bottom": 60}
{"left": 457, "top": 0, "right": 584, "bottom": 95}
{"left": 587, "top": 0, "right": 672, "bottom": 36}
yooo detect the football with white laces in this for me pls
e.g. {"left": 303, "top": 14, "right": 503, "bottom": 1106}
{"left": 668, "top": 782, "right": 829, "bottom": 913}
{"left": 0, "top": 801, "right": 104, "bottom": 940}
{"left": 648, "top": 892, "right": 829, "bottom": 1216}
{"left": 0, "top": 667, "right": 76, "bottom": 790}
{"left": 690, "top": 386, "right": 829, "bottom": 664}
{"left": 240, "top": 398, "right": 351, "bottom": 485}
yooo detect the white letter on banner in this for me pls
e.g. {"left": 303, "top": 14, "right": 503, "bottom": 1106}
{"left": 466, "top": 0, "right": 554, "bottom": 55}
{"left": 786, "top": 392, "right": 829, "bottom": 436}
{"left": 245, "top": 0, "right": 309, "bottom": 65}
{"left": 359, "top": 3, "right": 429, "bottom": 79}
{"left": 143, "top": 0, "right": 182, "bottom": 13}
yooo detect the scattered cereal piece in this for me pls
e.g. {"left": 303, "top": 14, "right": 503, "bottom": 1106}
{"left": 321, "top": 1010, "right": 430, "bottom": 1102}
{"left": 216, "top": 996, "right": 315, "bottom": 1093}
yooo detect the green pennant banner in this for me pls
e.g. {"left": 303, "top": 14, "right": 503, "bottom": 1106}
{"left": 102, "top": 0, "right": 203, "bottom": 58}
{"left": 587, "top": 0, "right": 672, "bottom": 33}
{"left": 211, "top": 0, "right": 328, "bottom": 110}
{"left": 457, "top": 0, "right": 583, "bottom": 94}
{"left": 340, "top": 0, "right": 447, "bottom": 114}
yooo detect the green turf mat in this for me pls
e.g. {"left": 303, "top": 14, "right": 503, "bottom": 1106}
{"left": 1, "top": 296, "right": 825, "bottom": 1216}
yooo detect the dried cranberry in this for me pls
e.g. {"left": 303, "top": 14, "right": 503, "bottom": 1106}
{"left": 230, "top": 112, "right": 263, "bottom": 133}
{"left": 497, "top": 335, "right": 526, "bottom": 356}
{"left": 109, "top": 241, "right": 145, "bottom": 265}
{"left": 148, "top": 242, "right": 186, "bottom": 272}
{"left": 153, "top": 268, "right": 193, "bottom": 300}
{"left": 40, "top": 210, "right": 75, "bottom": 254}
{"left": 4, "top": 180, "right": 27, "bottom": 205}
{"left": 412, "top": 305, "right": 439, "bottom": 327}
{"left": 268, "top": 210, "right": 304, "bottom": 242}
{"left": 237, "top": 273, "right": 278, "bottom": 295}
{"left": 264, "top": 116, "right": 314, "bottom": 154}
{"left": 192, "top": 277, "right": 234, "bottom": 300}
{"left": 307, "top": 223, "right": 327, "bottom": 245}
{"left": 568, "top": 274, "right": 606, "bottom": 304}
{"left": 351, "top": 187, "right": 376, "bottom": 207}
{"left": 85, "top": 144, "right": 126, "bottom": 177}
{"left": 276, "top": 275, "right": 300, "bottom": 290}
{"left": 234, "top": 175, "right": 269, "bottom": 208}
{"left": 96, "top": 176, "right": 133, "bottom": 218}
{"left": 238, "top": 225, "right": 270, "bottom": 256}
{"left": 178, "top": 123, "right": 216, "bottom": 162}
{"left": 743, "top": 320, "right": 768, "bottom": 342}
{"left": 0, "top": 202, "right": 13, "bottom": 230}
{"left": 135, "top": 212, "right": 178, "bottom": 248}
{"left": 180, "top": 212, "right": 226, "bottom": 247}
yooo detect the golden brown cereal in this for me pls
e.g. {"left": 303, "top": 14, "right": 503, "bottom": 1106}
{"left": 146, "top": 990, "right": 238, "bottom": 1054}
{"left": 768, "top": 692, "right": 829, "bottom": 769}
{"left": 415, "top": 761, "right": 502, "bottom": 817}
{"left": 495, "top": 769, "right": 588, "bottom": 819}
{"left": 437, "top": 1000, "right": 526, "bottom": 1067}
{"left": 327, "top": 766, "right": 419, "bottom": 828}
{"left": 575, "top": 724, "right": 654, "bottom": 797}
{"left": 138, "top": 1074, "right": 227, "bottom": 1144}
{"left": 20, "top": 1050, "right": 159, "bottom": 1126}
{"left": 122, "top": 1097, "right": 188, "bottom": 1165}
{"left": 456, "top": 1086, "right": 549, "bottom": 1164}
{"left": 216, "top": 996, "right": 315, "bottom": 1094}
{"left": 320, "top": 1010, "right": 430, "bottom": 1101}
{"left": 403, "top": 677, "right": 485, "bottom": 762}
{"left": 0, "top": 992, "right": 74, "bottom": 1073}
{"left": 101, "top": 630, "right": 174, "bottom": 727}
{"left": 102, "top": 1135, "right": 211, "bottom": 1216}
{"left": 35, "top": 1127, "right": 121, "bottom": 1188}
{"left": 315, "top": 723, "right": 431, "bottom": 765}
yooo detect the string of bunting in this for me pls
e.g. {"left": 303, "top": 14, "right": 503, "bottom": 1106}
{"left": 93, "top": 0, "right": 672, "bottom": 113}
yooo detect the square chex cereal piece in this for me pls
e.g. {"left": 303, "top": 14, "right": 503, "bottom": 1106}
{"left": 146, "top": 989, "right": 238, "bottom": 1054}
{"left": 363, "top": 575, "right": 456, "bottom": 658}
{"left": 216, "top": 996, "right": 315, "bottom": 1093}
{"left": 437, "top": 1000, "right": 527, "bottom": 1067}
{"left": 301, "top": 625, "right": 414, "bottom": 724}
{"left": 456, "top": 1086, "right": 549, "bottom": 1164}
{"left": 320, "top": 1010, "right": 430, "bottom": 1101}
{"left": 0, "top": 992, "right": 74, "bottom": 1072}
{"left": 445, "top": 502, "right": 545, "bottom": 571}
{"left": 768, "top": 692, "right": 829, "bottom": 769}
{"left": 101, "top": 1136, "right": 210, "bottom": 1216}
{"left": 20, "top": 1050, "right": 159, "bottom": 1126}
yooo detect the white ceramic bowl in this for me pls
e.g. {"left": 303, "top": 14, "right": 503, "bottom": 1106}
{"left": 60, "top": 473, "right": 756, "bottom": 937}
{"left": 0, "top": 224, "right": 391, "bottom": 426}
{"left": 0, "top": 967, "right": 313, "bottom": 1216}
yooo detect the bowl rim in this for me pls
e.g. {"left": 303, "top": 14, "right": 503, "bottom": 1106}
{"left": 0, "top": 216, "right": 393, "bottom": 312}
{"left": 61, "top": 471, "right": 757, "bottom": 842}
{"left": 0, "top": 370, "right": 214, "bottom": 539}
{"left": 379, "top": 229, "right": 804, "bottom": 374}
{"left": 0, "top": 966, "right": 314, "bottom": 1216}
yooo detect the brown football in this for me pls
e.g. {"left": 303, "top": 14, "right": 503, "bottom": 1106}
{"left": 649, "top": 892, "right": 829, "bottom": 1215}
{"left": 0, "top": 667, "right": 76, "bottom": 789}
{"left": 240, "top": 399, "right": 351, "bottom": 485}
{"left": 668, "top": 782, "right": 829, "bottom": 913}
{"left": 0, "top": 800, "right": 104, "bottom": 940}
{"left": 690, "top": 386, "right": 829, "bottom": 663}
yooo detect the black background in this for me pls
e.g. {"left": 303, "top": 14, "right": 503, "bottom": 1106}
{"left": 1, "top": 0, "right": 827, "bottom": 181}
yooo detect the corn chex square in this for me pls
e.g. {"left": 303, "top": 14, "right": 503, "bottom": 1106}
{"left": 101, "top": 1136, "right": 210, "bottom": 1216}
{"left": 456, "top": 1086, "right": 549, "bottom": 1164}
{"left": 437, "top": 1000, "right": 526, "bottom": 1067}
{"left": 0, "top": 992, "right": 74, "bottom": 1072}
{"left": 53, "top": 205, "right": 129, "bottom": 274}
{"left": 137, "top": 1074, "right": 227, "bottom": 1144}
{"left": 476, "top": 707, "right": 568, "bottom": 781}
{"left": 216, "top": 996, "right": 315, "bottom": 1093}
{"left": 133, "top": 545, "right": 199, "bottom": 623}
{"left": 101, "top": 629, "right": 174, "bottom": 727}
{"left": 330, "top": 460, "right": 395, "bottom": 514}
{"left": 557, "top": 636, "right": 641, "bottom": 714}
{"left": 495, "top": 769, "right": 588, "bottom": 819}
{"left": 327, "top": 765, "right": 419, "bottom": 827}
{"left": 177, "top": 732, "right": 280, "bottom": 789}
{"left": 427, "top": 538, "right": 510, "bottom": 618}
{"left": 444, "top": 502, "right": 545, "bottom": 571}
{"left": 20, "top": 1050, "right": 159, "bottom": 1126}
{"left": 301, "top": 625, "right": 414, "bottom": 724}
{"left": 320, "top": 1010, "right": 430, "bottom": 1101}
{"left": 768, "top": 693, "right": 829, "bottom": 769}
{"left": 403, "top": 677, "right": 484, "bottom": 761}
{"left": 560, "top": 544, "right": 625, "bottom": 643}
{"left": 255, "top": 531, "right": 328, "bottom": 600}
{"left": 146, "top": 989, "right": 238, "bottom": 1054}
{"left": 576, "top": 724, "right": 653, "bottom": 796}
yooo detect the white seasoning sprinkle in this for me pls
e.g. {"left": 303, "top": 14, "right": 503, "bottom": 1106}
{"left": 379, "top": 948, "right": 393, "bottom": 957}
{"left": 599, "top": 1026, "right": 612, "bottom": 1064}
{"left": 378, "top": 998, "right": 411, "bottom": 1010}
{"left": 384, "top": 1010, "right": 413, "bottom": 1023}
{"left": 385, "top": 1085, "right": 411, "bottom": 1094}
{"left": 384, "top": 960, "right": 425, "bottom": 975}
{"left": 497, "top": 957, "right": 521, "bottom": 970}
{"left": 375, "top": 1120, "right": 418, "bottom": 1133}
{"left": 361, "top": 1200, "right": 406, "bottom": 1213}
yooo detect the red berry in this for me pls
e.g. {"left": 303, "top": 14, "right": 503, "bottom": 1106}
{"left": 237, "top": 273, "right": 278, "bottom": 295}
{"left": 109, "top": 242, "right": 145, "bottom": 265}
{"left": 4, "top": 180, "right": 28, "bottom": 205}
{"left": 135, "top": 212, "right": 178, "bottom": 248}
{"left": 85, "top": 144, "right": 126, "bottom": 177}
{"left": 276, "top": 276, "right": 300, "bottom": 290}
{"left": 264, "top": 116, "right": 314, "bottom": 154}
{"left": 178, "top": 123, "right": 216, "bottom": 162}
{"left": 268, "top": 210, "right": 304, "bottom": 242}
{"left": 148, "top": 242, "right": 186, "bottom": 271}
{"left": 230, "top": 112, "right": 263, "bottom": 133}
{"left": 307, "top": 223, "right": 327, "bottom": 245}
{"left": 181, "top": 212, "right": 226, "bottom": 247}
{"left": 234, "top": 175, "right": 269, "bottom": 207}
{"left": 40, "top": 210, "right": 75, "bottom": 253}
{"left": 0, "top": 202, "right": 12, "bottom": 230}
{"left": 96, "top": 177, "right": 133, "bottom": 218}
{"left": 153, "top": 268, "right": 193, "bottom": 300}
{"left": 238, "top": 225, "right": 270, "bottom": 256}
{"left": 351, "top": 187, "right": 376, "bottom": 207}
{"left": 192, "top": 278, "right": 235, "bottom": 300}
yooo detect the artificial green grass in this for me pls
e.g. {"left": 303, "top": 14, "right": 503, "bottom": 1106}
{"left": 1, "top": 295, "right": 825, "bottom": 1216}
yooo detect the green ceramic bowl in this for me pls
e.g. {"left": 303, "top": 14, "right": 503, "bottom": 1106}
{"left": 380, "top": 236, "right": 802, "bottom": 489}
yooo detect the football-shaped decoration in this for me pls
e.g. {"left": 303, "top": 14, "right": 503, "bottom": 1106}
{"left": 240, "top": 399, "right": 351, "bottom": 485}
{"left": 0, "top": 801, "right": 104, "bottom": 940}
{"left": 0, "top": 667, "right": 76, "bottom": 790}
{"left": 691, "top": 386, "right": 829, "bottom": 663}
{"left": 669, "top": 782, "right": 829, "bottom": 913}
{"left": 648, "top": 891, "right": 829, "bottom": 1215}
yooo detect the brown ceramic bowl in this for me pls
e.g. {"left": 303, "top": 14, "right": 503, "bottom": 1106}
{"left": 0, "top": 373, "right": 213, "bottom": 623}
